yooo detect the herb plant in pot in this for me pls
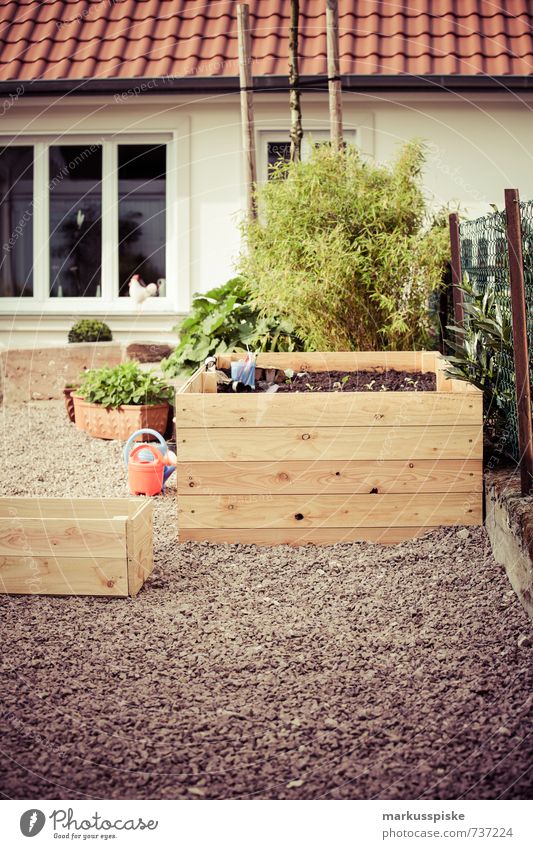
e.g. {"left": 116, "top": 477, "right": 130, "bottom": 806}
{"left": 73, "top": 361, "right": 172, "bottom": 440}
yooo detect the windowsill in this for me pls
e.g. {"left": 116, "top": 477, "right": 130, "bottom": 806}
{"left": 0, "top": 297, "right": 180, "bottom": 314}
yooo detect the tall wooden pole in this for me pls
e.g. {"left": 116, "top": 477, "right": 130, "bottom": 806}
{"left": 289, "top": 0, "right": 303, "bottom": 162}
{"left": 237, "top": 4, "right": 257, "bottom": 220}
{"left": 449, "top": 212, "right": 465, "bottom": 335}
{"left": 326, "top": 0, "right": 343, "bottom": 151}
{"left": 505, "top": 188, "right": 533, "bottom": 495}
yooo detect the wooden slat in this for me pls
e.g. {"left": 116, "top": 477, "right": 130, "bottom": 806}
{"left": 178, "top": 492, "right": 482, "bottom": 528}
{"left": 0, "top": 556, "right": 128, "bottom": 596}
{"left": 201, "top": 371, "right": 218, "bottom": 393}
{"left": 0, "top": 498, "right": 141, "bottom": 519}
{"left": 177, "top": 458, "right": 483, "bottom": 495}
{"left": 216, "top": 351, "right": 429, "bottom": 373}
{"left": 178, "top": 365, "right": 205, "bottom": 394}
{"left": 127, "top": 502, "right": 154, "bottom": 597}
{"left": 179, "top": 526, "right": 438, "bottom": 545}
{"left": 177, "top": 425, "right": 482, "bottom": 462}
{"left": 0, "top": 518, "right": 127, "bottom": 557}
{"left": 176, "top": 391, "right": 481, "bottom": 428}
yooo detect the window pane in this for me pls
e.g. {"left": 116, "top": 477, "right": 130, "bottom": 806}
{"left": 0, "top": 146, "right": 33, "bottom": 297}
{"left": 118, "top": 144, "right": 166, "bottom": 296}
{"left": 49, "top": 144, "right": 102, "bottom": 297}
{"left": 267, "top": 141, "right": 291, "bottom": 178}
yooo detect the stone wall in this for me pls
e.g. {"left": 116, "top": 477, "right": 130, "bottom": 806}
{"left": 0, "top": 343, "right": 124, "bottom": 404}
{"left": 0, "top": 341, "right": 178, "bottom": 404}
{"left": 485, "top": 468, "right": 533, "bottom": 621}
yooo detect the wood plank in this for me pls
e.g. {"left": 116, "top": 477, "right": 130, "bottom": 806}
{"left": 216, "top": 351, "right": 429, "bottom": 373}
{"left": 178, "top": 365, "right": 205, "bottom": 394}
{"left": 0, "top": 555, "right": 128, "bottom": 596}
{"left": 179, "top": 526, "right": 439, "bottom": 545}
{"left": 0, "top": 518, "right": 127, "bottom": 557}
{"left": 127, "top": 503, "right": 154, "bottom": 597}
{"left": 177, "top": 459, "right": 483, "bottom": 495}
{"left": 201, "top": 371, "right": 218, "bottom": 393}
{"left": 176, "top": 390, "right": 482, "bottom": 428}
{"left": 0, "top": 498, "right": 141, "bottom": 519}
{"left": 177, "top": 425, "right": 483, "bottom": 462}
{"left": 178, "top": 492, "right": 482, "bottom": 529}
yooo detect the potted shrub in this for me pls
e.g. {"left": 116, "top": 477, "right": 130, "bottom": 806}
{"left": 68, "top": 319, "right": 113, "bottom": 343}
{"left": 73, "top": 361, "right": 172, "bottom": 440}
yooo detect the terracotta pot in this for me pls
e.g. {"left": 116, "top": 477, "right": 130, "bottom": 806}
{"left": 72, "top": 395, "right": 170, "bottom": 441}
{"left": 63, "top": 386, "right": 78, "bottom": 423}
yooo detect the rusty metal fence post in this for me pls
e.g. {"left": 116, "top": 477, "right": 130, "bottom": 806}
{"left": 448, "top": 212, "right": 465, "bottom": 336}
{"left": 504, "top": 188, "right": 533, "bottom": 495}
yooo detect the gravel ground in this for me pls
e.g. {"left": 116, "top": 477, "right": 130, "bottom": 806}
{"left": 0, "top": 403, "right": 532, "bottom": 800}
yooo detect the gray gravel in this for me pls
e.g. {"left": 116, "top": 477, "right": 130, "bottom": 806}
{"left": 0, "top": 402, "right": 532, "bottom": 800}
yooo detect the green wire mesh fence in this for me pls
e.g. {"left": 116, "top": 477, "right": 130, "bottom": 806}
{"left": 457, "top": 209, "right": 518, "bottom": 458}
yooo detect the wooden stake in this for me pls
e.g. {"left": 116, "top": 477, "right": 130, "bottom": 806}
{"left": 449, "top": 212, "right": 465, "bottom": 335}
{"left": 289, "top": 0, "right": 303, "bottom": 162}
{"left": 504, "top": 188, "right": 533, "bottom": 495}
{"left": 237, "top": 4, "right": 257, "bottom": 220}
{"left": 326, "top": 0, "right": 343, "bottom": 152}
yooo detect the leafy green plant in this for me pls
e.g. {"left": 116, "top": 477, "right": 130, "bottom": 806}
{"left": 68, "top": 319, "right": 112, "bottom": 343}
{"left": 444, "top": 278, "right": 514, "bottom": 437}
{"left": 78, "top": 361, "right": 172, "bottom": 408}
{"left": 239, "top": 141, "right": 449, "bottom": 351}
{"left": 161, "top": 277, "right": 304, "bottom": 377}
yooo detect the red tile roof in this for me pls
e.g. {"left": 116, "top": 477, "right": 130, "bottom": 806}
{"left": 0, "top": 0, "right": 532, "bottom": 85}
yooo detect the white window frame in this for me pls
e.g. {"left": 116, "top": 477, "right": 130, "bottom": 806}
{"left": 0, "top": 129, "right": 190, "bottom": 314}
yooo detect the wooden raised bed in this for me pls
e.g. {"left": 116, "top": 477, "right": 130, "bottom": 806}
{"left": 0, "top": 498, "right": 153, "bottom": 596}
{"left": 175, "top": 352, "right": 483, "bottom": 545}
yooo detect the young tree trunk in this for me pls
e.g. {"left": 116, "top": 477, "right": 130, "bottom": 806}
{"left": 237, "top": 3, "right": 258, "bottom": 220}
{"left": 289, "top": 0, "right": 303, "bottom": 162}
{"left": 326, "top": 0, "right": 343, "bottom": 151}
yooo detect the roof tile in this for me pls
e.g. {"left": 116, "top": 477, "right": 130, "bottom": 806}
{"left": 0, "top": 0, "right": 532, "bottom": 83}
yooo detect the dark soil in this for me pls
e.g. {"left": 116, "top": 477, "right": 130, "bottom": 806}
{"left": 217, "top": 369, "right": 436, "bottom": 393}
{"left": 1, "top": 404, "right": 532, "bottom": 801}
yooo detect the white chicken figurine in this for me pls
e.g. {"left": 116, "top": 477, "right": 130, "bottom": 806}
{"left": 128, "top": 274, "right": 158, "bottom": 307}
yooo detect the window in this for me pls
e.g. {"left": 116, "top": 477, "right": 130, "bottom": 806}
{"left": 118, "top": 144, "right": 166, "bottom": 296}
{"left": 260, "top": 130, "right": 358, "bottom": 182}
{"left": 0, "top": 146, "right": 33, "bottom": 297}
{"left": 49, "top": 144, "right": 102, "bottom": 298}
{"left": 267, "top": 141, "right": 291, "bottom": 177}
{"left": 0, "top": 135, "right": 175, "bottom": 310}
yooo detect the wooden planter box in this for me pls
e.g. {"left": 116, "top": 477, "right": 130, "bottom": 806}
{"left": 175, "top": 352, "right": 483, "bottom": 545}
{"left": 0, "top": 498, "right": 153, "bottom": 596}
{"left": 73, "top": 395, "right": 169, "bottom": 441}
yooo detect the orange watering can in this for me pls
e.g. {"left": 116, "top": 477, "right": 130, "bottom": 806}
{"left": 128, "top": 443, "right": 166, "bottom": 496}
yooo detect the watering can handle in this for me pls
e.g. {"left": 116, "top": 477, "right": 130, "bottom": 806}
{"left": 123, "top": 428, "right": 166, "bottom": 469}
{"left": 128, "top": 444, "right": 164, "bottom": 464}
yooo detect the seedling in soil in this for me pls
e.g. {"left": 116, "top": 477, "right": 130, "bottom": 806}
{"left": 284, "top": 368, "right": 295, "bottom": 385}
{"left": 333, "top": 375, "right": 350, "bottom": 390}
{"left": 364, "top": 379, "right": 376, "bottom": 390}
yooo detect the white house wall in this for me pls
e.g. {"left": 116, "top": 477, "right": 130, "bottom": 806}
{"left": 1, "top": 90, "right": 532, "bottom": 346}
